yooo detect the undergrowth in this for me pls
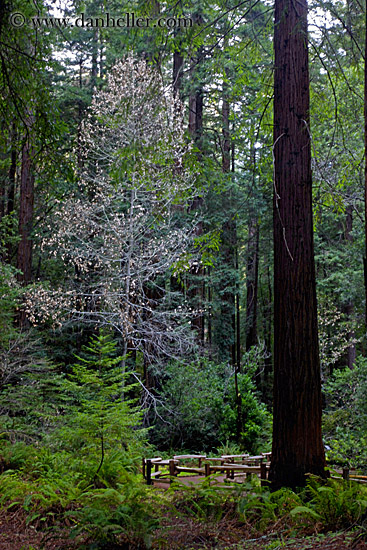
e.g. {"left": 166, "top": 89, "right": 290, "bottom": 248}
{"left": 0, "top": 333, "right": 161, "bottom": 549}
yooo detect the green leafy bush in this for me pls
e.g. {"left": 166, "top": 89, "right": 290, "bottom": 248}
{"left": 67, "top": 475, "right": 160, "bottom": 549}
{"left": 298, "top": 477, "right": 367, "bottom": 530}
{"left": 169, "top": 477, "right": 236, "bottom": 523}
{"left": 149, "top": 357, "right": 271, "bottom": 452}
{"left": 238, "top": 486, "right": 302, "bottom": 531}
{"left": 237, "top": 477, "right": 367, "bottom": 534}
{"left": 323, "top": 356, "right": 367, "bottom": 468}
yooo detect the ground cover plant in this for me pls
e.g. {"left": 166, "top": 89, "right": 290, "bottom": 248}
{"left": 2, "top": 438, "right": 367, "bottom": 550}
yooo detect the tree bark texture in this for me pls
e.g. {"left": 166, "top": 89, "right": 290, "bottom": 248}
{"left": 269, "top": 0, "right": 327, "bottom": 489}
{"left": 173, "top": 48, "right": 184, "bottom": 96}
{"left": 17, "top": 136, "right": 34, "bottom": 285}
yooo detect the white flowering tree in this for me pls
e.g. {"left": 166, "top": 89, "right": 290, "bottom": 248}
{"left": 28, "top": 56, "right": 199, "bottom": 372}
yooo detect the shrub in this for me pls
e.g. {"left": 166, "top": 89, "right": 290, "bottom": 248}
{"left": 148, "top": 357, "right": 271, "bottom": 452}
{"left": 323, "top": 356, "right": 367, "bottom": 469}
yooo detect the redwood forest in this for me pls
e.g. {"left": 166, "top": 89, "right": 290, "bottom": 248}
{"left": 1, "top": 0, "right": 367, "bottom": 548}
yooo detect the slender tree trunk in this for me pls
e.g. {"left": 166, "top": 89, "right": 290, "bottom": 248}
{"left": 262, "top": 262, "right": 273, "bottom": 403}
{"left": 207, "top": 266, "right": 212, "bottom": 350}
{"left": 7, "top": 126, "right": 16, "bottom": 216}
{"left": 188, "top": 45, "right": 204, "bottom": 341}
{"left": 17, "top": 134, "right": 34, "bottom": 286}
{"left": 269, "top": 0, "right": 327, "bottom": 489}
{"left": 91, "top": 28, "right": 98, "bottom": 90}
{"left": 173, "top": 51, "right": 184, "bottom": 95}
{"left": 16, "top": 128, "right": 35, "bottom": 328}
{"left": 222, "top": 77, "right": 236, "bottom": 363}
{"left": 6, "top": 127, "right": 17, "bottom": 262}
{"left": 344, "top": 205, "right": 356, "bottom": 368}
{"left": 246, "top": 144, "right": 260, "bottom": 351}
{"left": 233, "top": 138, "right": 241, "bottom": 373}
{"left": 173, "top": 32, "right": 184, "bottom": 97}
{"left": 0, "top": 141, "right": 5, "bottom": 221}
{"left": 77, "top": 61, "right": 84, "bottom": 177}
{"left": 235, "top": 248, "right": 241, "bottom": 373}
{"left": 221, "top": 72, "right": 243, "bottom": 441}
{"left": 145, "top": 0, "right": 161, "bottom": 67}
{"left": 245, "top": 219, "right": 259, "bottom": 350}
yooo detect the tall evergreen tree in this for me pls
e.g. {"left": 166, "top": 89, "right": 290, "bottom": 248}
{"left": 269, "top": 0, "right": 327, "bottom": 489}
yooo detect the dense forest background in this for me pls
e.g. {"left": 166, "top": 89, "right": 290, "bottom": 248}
{"left": 1, "top": 0, "right": 367, "bottom": 547}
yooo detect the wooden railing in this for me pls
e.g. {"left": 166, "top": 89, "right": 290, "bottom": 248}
{"left": 143, "top": 452, "right": 272, "bottom": 486}
{"left": 331, "top": 468, "right": 367, "bottom": 484}
{"left": 143, "top": 455, "right": 367, "bottom": 487}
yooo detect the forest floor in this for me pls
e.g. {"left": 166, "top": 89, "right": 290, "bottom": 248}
{"left": 2, "top": 506, "right": 367, "bottom": 550}
{"left": 152, "top": 512, "right": 367, "bottom": 549}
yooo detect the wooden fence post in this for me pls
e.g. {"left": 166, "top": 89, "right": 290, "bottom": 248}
{"left": 169, "top": 459, "right": 176, "bottom": 477}
{"left": 146, "top": 459, "right": 152, "bottom": 486}
{"left": 343, "top": 467, "right": 350, "bottom": 481}
{"left": 260, "top": 462, "right": 267, "bottom": 487}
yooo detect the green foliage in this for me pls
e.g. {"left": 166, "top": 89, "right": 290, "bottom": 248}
{"left": 237, "top": 477, "right": 367, "bottom": 534}
{"left": 0, "top": 362, "right": 67, "bottom": 442}
{"left": 0, "top": 332, "right": 158, "bottom": 547}
{"left": 298, "top": 477, "right": 367, "bottom": 530}
{"left": 220, "top": 370, "right": 272, "bottom": 452}
{"left": 238, "top": 486, "right": 302, "bottom": 531}
{"left": 46, "top": 332, "right": 146, "bottom": 483}
{"left": 0, "top": 216, "right": 22, "bottom": 346}
{"left": 67, "top": 476, "right": 159, "bottom": 549}
{"left": 149, "top": 356, "right": 271, "bottom": 452}
{"left": 0, "top": 461, "right": 159, "bottom": 548}
{"left": 323, "top": 356, "right": 367, "bottom": 468}
{"left": 169, "top": 477, "right": 236, "bottom": 523}
{"left": 317, "top": 296, "right": 359, "bottom": 375}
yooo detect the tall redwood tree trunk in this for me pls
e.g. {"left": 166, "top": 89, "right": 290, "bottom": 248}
{"left": 269, "top": 0, "right": 327, "bottom": 489}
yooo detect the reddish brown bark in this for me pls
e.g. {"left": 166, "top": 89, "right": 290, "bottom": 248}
{"left": 7, "top": 134, "right": 16, "bottom": 216}
{"left": 17, "top": 136, "right": 34, "bottom": 286}
{"left": 173, "top": 49, "right": 184, "bottom": 97}
{"left": 269, "top": 0, "right": 327, "bottom": 489}
{"left": 6, "top": 128, "right": 17, "bottom": 262}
